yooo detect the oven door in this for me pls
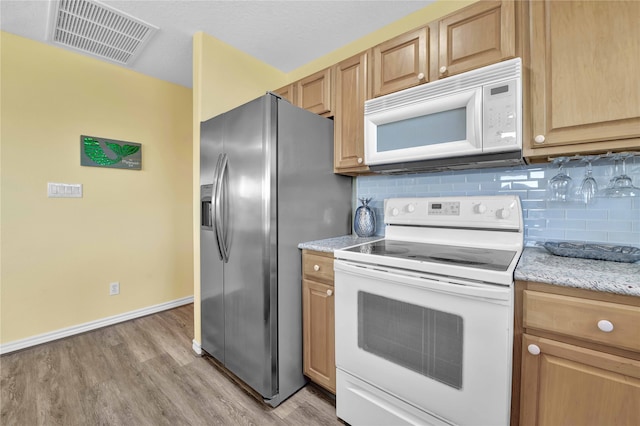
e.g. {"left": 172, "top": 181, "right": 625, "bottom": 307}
{"left": 334, "top": 260, "right": 513, "bottom": 426}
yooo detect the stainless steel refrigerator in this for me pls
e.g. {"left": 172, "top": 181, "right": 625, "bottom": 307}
{"left": 200, "top": 93, "right": 352, "bottom": 406}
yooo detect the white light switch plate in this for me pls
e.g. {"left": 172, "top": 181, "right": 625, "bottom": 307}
{"left": 48, "top": 183, "right": 83, "bottom": 198}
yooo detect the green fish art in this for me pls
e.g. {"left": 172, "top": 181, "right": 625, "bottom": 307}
{"left": 82, "top": 136, "right": 141, "bottom": 169}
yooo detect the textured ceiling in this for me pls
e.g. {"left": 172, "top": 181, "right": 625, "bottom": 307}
{"left": 1, "top": 0, "right": 434, "bottom": 88}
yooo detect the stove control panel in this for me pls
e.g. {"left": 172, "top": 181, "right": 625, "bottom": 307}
{"left": 384, "top": 196, "right": 523, "bottom": 231}
{"left": 428, "top": 201, "right": 460, "bottom": 215}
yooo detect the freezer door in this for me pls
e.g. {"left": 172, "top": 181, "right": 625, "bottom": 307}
{"left": 221, "top": 94, "right": 278, "bottom": 398}
{"left": 200, "top": 115, "right": 225, "bottom": 362}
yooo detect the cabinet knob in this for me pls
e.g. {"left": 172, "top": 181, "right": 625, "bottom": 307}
{"left": 527, "top": 344, "right": 541, "bottom": 355}
{"left": 357, "top": 157, "right": 363, "bottom": 164}
{"left": 313, "top": 264, "right": 320, "bottom": 272}
{"left": 439, "top": 66, "right": 448, "bottom": 74}
{"left": 597, "top": 319, "right": 614, "bottom": 333}
{"left": 417, "top": 72, "right": 425, "bottom": 80}
{"left": 534, "top": 134, "right": 546, "bottom": 144}
{"left": 326, "top": 289, "right": 333, "bottom": 296}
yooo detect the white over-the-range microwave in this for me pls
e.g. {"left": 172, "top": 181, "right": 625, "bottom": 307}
{"left": 364, "top": 58, "right": 523, "bottom": 173}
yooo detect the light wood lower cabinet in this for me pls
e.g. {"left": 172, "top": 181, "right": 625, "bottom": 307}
{"left": 520, "top": 334, "right": 640, "bottom": 426}
{"left": 515, "top": 281, "right": 640, "bottom": 426}
{"left": 302, "top": 250, "right": 336, "bottom": 393}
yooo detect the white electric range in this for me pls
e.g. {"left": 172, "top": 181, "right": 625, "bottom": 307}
{"left": 334, "top": 195, "right": 523, "bottom": 426}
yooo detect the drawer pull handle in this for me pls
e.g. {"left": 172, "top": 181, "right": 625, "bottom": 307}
{"left": 327, "top": 289, "right": 333, "bottom": 296}
{"left": 313, "top": 264, "right": 320, "bottom": 271}
{"left": 597, "top": 319, "right": 614, "bottom": 333}
{"left": 527, "top": 344, "right": 541, "bottom": 355}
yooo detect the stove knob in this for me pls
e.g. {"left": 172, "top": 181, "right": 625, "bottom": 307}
{"left": 496, "top": 208, "right": 511, "bottom": 219}
{"left": 391, "top": 207, "right": 399, "bottom": 216}
{"left": 406, "top": 204, "right": 415, "bottom": 213}
{"left": 474, "top": 204, "right": 487, "bottom": 214}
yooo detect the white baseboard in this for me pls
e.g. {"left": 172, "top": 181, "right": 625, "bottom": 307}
{"left": 0, "top": 296, "right": 194, "bottom": 355}
{"left": 192, "top": 339, "right": 202, "bottom": 355}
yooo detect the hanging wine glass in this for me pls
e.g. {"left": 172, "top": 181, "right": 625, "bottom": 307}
{"left": 577, "top": 155, "right": 599, "bottom": 204}
{"left": 548, "top": 157, "right": 572, "bottom": 201}
{"left": 603, "top": 153, "right": 639, "bottom": 197}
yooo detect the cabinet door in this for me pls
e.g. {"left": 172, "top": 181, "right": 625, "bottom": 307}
{"left": 437, "top": 0, "right": 515, "bottom": 79}
{"left": 333, "top": 51, "right": 370, "bottom": 174}
{"left": 273, "top": 84, "right": 295, "bottom": 104}
{"left": 372, "top": 26, "right": 429, "bottom": 97}
{"left": 302, "top": 279, "right": 336, "bottom": 393}
{"left": 520, "top": 334, "right": 640, "bottom": 426}
{"left": 295, "top": 68, "right": 332, "bottom": 117}
{"left": 527, "top": 0, "right": 640, "bottom": 156}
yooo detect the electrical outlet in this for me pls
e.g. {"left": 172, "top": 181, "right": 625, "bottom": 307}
{"left": 109, "top": 282, "right": 120, "bottom": 296}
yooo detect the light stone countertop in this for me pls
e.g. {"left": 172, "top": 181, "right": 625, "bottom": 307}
{"left": 298, "top": 234, "right": 382, "bottom": 253}
{"left": 515, "top": 247, "right": 640, "bottom": 297}
{"left": 299, "top": 235, "right": 640, "bottom": 298}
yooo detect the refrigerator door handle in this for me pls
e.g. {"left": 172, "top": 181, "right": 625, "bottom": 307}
{"left": 212, "top": 153, "right": 225, "bottom": 261}
{"left": 215, "top": 153, "right": 230, "bottom": 263}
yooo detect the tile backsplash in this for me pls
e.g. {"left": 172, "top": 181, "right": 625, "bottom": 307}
{"left": 355, "top": 155, "right": 640, "bottom": 247}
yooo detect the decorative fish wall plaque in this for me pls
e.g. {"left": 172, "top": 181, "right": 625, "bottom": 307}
{"left": 80, "top": 135, "right": 142, "bottom": 170}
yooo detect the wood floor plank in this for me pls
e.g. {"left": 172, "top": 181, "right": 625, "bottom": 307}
{"left": 34, "top": 341, "right": 87, "bottom": 425}
{"left": 137, "top": 313, "right": 196, "bottom": 366}
{"left": 0, "top": 346, "right": 38, "bottom": 425}
{"left": 183, "top": 356, "right": 281, "bottom": 426}
{"left": 0, "top": 304, "right": 340, "bottom": 425}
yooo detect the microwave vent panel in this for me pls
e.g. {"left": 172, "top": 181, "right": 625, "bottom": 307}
{"left": 47, "top": 0, "right": 158, "bottom": 66}
{"left": 365, "top": 58, "right": 522, "bottom": 115}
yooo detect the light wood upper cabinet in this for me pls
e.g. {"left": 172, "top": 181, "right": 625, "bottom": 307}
{"left": 372, "top": 26, "right": 429, "bottom": 98}
{"left": 333, "top": 51, "right": 370, "bottom": 174}
{"left": 302, "top": 250, "right": 336, "bottom": 393}
{"left": 436, "top": 0, "right": 515, "bottom": 79}
{"left": 295, "top": 68, "right": 333, "bottom": 117}
{"left": 515, "top": 281, "right": 640, "bottom": 426}
{"left": 526, "top": 0, "right": 640, "bottom": 159}
{"left": 272, "top": 84, "right": 295, "bottom": 104}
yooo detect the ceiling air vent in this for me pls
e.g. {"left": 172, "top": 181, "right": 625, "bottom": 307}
{"left": 47, "top": 0, "right": 158, "bottom": 66}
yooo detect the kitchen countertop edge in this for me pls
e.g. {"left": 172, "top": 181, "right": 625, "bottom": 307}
{"left": 298, "top": 235, "right": 383, "bottom": 253}
{"left": 299, "top": 237, "right": 639, "bottom": 297}
{"left": 515, "top": 247, "right": 640, "bottom": 297}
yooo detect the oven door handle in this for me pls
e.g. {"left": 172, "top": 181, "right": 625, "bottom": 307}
{"left": 334, "top": 260, "right": 511, "bottom": 303}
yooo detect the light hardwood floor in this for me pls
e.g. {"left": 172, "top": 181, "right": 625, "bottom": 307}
{"left": 0, "top": 304, "right": 341, "bottom": 425}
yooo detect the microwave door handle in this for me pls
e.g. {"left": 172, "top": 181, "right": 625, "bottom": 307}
{"left": 472, "top": 88, "right": 483, "bottom": 149}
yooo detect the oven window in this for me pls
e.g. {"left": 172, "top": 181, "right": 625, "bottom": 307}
{"left": 376, "top": 107, "right": 467, "bottom": 152}
{"left": 358, "top": 291, "right": 463, "bottom": 389}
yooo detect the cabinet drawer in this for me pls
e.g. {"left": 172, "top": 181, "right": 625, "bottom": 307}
{"left": 524, "top": 290, "right": 640, "bottom": 353}
{"left": 302, "top": 251, "right": 334, "bottom": 285}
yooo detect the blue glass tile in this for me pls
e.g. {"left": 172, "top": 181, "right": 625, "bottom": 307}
{"left": 565, "top": 209, "right": 608, "bottom": 220}
{"left": 355, "top": 159, "right": 640, "bottom": 246}
{"left": 565, "top": 230, "right": 608, "bottom": 242}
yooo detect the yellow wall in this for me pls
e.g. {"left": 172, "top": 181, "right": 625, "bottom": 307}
{"left": 0, "top": 32, "right": 194, "bottom": 344}
{"left": 191, "top": 1, "right": 474, "bottom": 345}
